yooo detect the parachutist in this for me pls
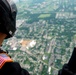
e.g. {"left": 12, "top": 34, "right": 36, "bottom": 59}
{"left": 0, "top": 0, "right": 30, "bottom": 75}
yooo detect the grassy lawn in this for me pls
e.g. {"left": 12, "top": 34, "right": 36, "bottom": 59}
{"left": 38, "top": 14, "right": 51, "bottom": 18}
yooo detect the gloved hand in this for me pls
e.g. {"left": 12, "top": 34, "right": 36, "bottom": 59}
{"left": 58, "top": 47, "right": 76, "bottom": 75}
{"left": 68, "top": 47, "right": 76, "bottom": 73}
{"left": 58, "top": 64, "right": 74, "bottom": 75}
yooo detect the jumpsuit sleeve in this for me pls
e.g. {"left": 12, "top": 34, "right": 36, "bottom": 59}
{"left": 0, "top": 62, "right": 30, "bottom": 75}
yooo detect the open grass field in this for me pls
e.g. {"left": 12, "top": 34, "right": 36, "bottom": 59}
{"left": 38, "top": 14, "right": 51, "bottom": 18}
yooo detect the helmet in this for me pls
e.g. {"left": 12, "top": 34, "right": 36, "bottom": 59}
{"left": 0, "top": 0, "right": 17, "bottom": 39}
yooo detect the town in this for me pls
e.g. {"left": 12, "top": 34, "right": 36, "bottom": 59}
{"left": 2, "top": 0, "right": 76, "bottom": 75}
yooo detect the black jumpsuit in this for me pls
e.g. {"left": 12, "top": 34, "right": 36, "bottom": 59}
{"left": 0, "top": 49, "right": 30, "bottom": 75}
